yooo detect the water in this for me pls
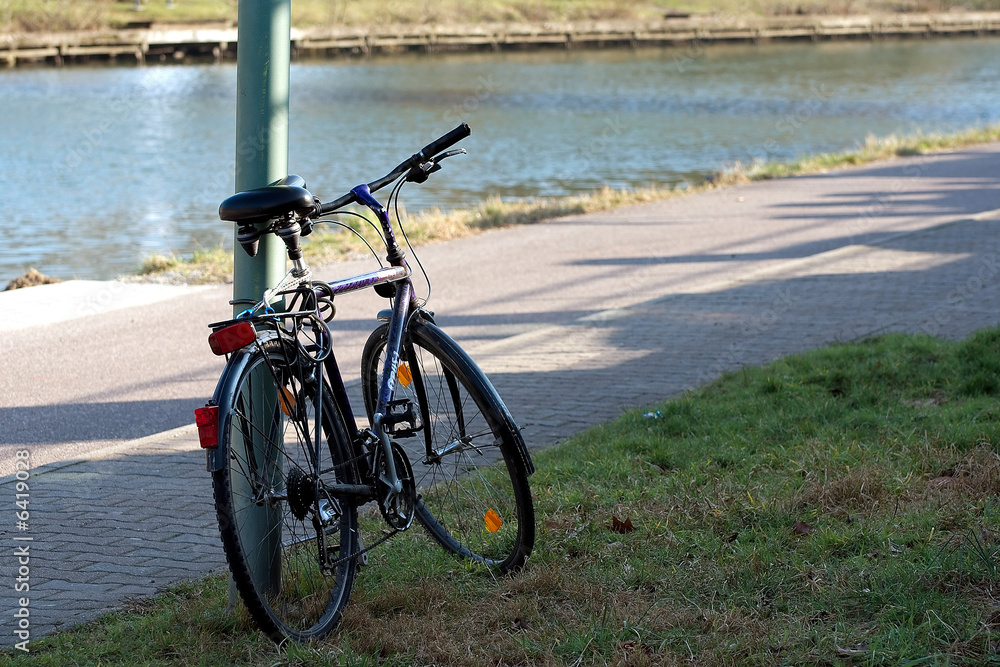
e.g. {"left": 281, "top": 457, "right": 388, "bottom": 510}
{"left": 2, "top": 37, "right": 1000, "bottom": 283}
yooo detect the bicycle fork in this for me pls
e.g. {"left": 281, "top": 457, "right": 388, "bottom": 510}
{"left": 371, "top": 280, "right": 412, "bottom": 495}
{"left": 350, "top": 182, "right": 420, "bottom": 529}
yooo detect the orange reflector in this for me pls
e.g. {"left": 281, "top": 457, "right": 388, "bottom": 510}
{"left": 208, "top": 321, "right": 255, "bottom": 356}
{"left": 194, "top": 405, "right": 219, "bottom": 448}
{"left": 484, "top": 508, "right": 503, "bottom": 534}
{"left": 279, "top": 387, "right": 296, "bottom": 416}
{"left": 396, "top": 363, "right": 412, "bottom": 387}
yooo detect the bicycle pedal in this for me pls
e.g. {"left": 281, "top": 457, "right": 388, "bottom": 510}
{"left": 383, "top": 399, "right": 420, "bottom": 437}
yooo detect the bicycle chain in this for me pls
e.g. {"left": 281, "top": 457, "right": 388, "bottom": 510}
{"left": 244, "top": 308, "right": 408, "bottom": 573}
{"left": 319, "top": 439, "right": 372, "bottom": 479}
{"left": 323, "top": 526, "right": 402, "bottom": 571}
{"left": 318, "top": 433, "right": 405, "bottom": 571}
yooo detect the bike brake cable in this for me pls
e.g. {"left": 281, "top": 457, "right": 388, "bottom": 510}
{"left": 390, "top": 179, "right": 432, "bottom": 308}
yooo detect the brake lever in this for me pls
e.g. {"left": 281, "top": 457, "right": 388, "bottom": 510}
{"left": 405, "top": 148, "right": 467, "bottom": 184}
{"left": 405, "top": 162, "right": 440, "bottom": 184}
{"left": 434, "top": 148, "right": 467, "bottom": 161}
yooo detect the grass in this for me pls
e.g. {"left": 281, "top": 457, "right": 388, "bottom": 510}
{"left": 717, "top": 125, "right": 1000, "bottom": 183}
{"left": 130, "top": 185, "right": 683, "bottom": 283}
{"left": 8, "top": 326, "right": 1000, "bottom": 665}
{"left": 132, "top": 123, "right": 1000, "bottom": 285}
{"left": 6, "top": 0, "right": 1000, "bottom": 33}
{"left": 135, "top": 247, "right": 232, "bottom": 284}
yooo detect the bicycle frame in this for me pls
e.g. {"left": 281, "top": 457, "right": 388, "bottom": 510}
{"left": 205, "top": 183, "right": 423, "bottom": 509}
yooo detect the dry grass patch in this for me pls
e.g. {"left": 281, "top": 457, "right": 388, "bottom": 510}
{"left": 5, "top": 267, "right": 62, "bottom": 290}
{"left": 797, "top": 465, "right": 890, "bottom": 517}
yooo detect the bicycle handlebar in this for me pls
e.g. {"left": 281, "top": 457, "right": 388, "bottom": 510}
{"left": 417, "top": 122, "right": 472, "bottom": 162}
{"left": 316, "top": 123, "right": 471, "bottom": 216}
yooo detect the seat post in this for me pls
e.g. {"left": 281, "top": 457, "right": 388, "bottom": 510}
{"left": 274, "top": 218, "right": 307, "bottom": 275}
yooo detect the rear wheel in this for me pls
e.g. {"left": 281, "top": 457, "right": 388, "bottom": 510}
{"left": 361, "top": 319, "right": 534, "bottom": 573}
{"left": 213, "top": 340, "right": 358, "bottom": 643}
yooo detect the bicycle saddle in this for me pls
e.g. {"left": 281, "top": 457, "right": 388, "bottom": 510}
{"left": 219, "top": 174, "right": 314, "bottom": 224}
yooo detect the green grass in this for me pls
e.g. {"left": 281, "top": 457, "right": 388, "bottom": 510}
{"left": 133, "top": 124, "right": 1000, "bottom": 285}
{"left": 718, "top": 126, "right": 1000, "bottom": 183}
{"left": 6, "top": 0, "right": 1000, "bottom": 33}
{"left": 8, "top": 327, "right": 1000, "bottom": 665}
{"left": 135, "top": 247, "right": 232, "bottom": 284}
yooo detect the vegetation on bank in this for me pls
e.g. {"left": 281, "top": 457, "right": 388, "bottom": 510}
{"left": 133, "top": 123, "right": 1000, "bottom": 285}
{"left": 3, "top": 267, "right": 61, "bottom": 291}
{"left": 6, "top": 0, "right": 1000, "bottom": 33}
{"left": 9, "top": 327, "right": 1000, "bottom": 664}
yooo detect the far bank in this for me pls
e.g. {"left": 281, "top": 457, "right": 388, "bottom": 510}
{"left": 4, "top": 11, "right": 1000, "bottom": 67}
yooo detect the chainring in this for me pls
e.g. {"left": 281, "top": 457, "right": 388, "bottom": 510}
{"left": 373, "top": 441, "right": 416, "bottom": 531}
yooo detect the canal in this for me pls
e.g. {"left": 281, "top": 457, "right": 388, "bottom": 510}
{"left": 1, "top": 36, "right": 999, "bottom": 282}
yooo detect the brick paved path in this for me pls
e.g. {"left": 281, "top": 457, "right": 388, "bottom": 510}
{"left": 2, "top": 146, "right": 1000, "bottom": 645}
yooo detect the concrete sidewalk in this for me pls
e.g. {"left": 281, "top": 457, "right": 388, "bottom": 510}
{"left": 2, "top": 146, "right": 1000, "bottom": 646}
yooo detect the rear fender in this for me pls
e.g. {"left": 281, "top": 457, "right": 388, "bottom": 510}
{"left": 204, "top": 344, "right": 257, "bottom": 473}
{"left": 204, "top": 330, "right": 292, "bottom": 473}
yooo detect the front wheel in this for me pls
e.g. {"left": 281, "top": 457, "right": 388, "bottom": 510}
{"left": 212, "top": 339, "right": 359, "bottom": 643}
{"left": 361, "top": 318, "right": 535, "bottom": 573}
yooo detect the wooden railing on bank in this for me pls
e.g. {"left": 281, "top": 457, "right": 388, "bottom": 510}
{"left": 4, "top": 12, "right": 1000, "bottom": 67}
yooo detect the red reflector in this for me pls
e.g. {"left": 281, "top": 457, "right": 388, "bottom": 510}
{"left": 194, "top": 405, "right": 219, "bottom": 449}
{"left": 209, "top": 321, "right": 255, "bottom": 355}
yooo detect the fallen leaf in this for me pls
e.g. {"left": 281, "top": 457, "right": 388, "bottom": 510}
{"left": 619, "top": 640, "right": 653, "bottom": 656}
{"left": 792, "top": 521, "right": 815, "bottom": 536}
{"left": 611, "top": 516, "right": 635, "bottom": 534}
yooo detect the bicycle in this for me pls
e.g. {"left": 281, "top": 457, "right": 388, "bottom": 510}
{"left": 193, "top": 123, "right": 536, "bottom": 644}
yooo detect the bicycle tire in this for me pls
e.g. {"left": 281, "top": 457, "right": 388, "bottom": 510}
{"left": 212, "top": 338, "right": 358, "bottom": 643}
{"left": 361, "top": 319, "right": 534, "bottom": 573}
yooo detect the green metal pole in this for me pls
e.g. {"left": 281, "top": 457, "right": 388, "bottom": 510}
{"left": 232, "top": 0, "right": 291, "bottom": 599}
{"left": 234, "top": 0, "right": 290, "bottom": 305}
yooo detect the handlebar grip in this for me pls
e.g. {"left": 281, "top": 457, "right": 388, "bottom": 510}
{"left": 418, "top": 123, "right": 471, "bottom": 160}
